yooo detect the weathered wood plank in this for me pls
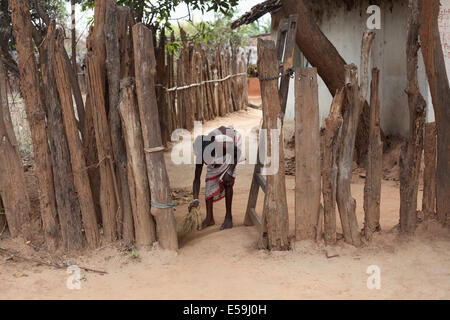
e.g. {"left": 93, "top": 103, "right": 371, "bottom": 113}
{"left": 294, "top": 67, "right": 321, "bottom": 241}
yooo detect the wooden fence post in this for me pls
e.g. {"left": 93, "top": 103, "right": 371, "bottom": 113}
{"left": 86, "top": 54, "right": 119, "bottom": 242}
{"left": 336, "top": 65, "right": 362, "bottom": 247}
{"left": 105, "top": 0, "right": 133, "bottom": 241}
{"left": 55, "top": 34, "right": 100, "bottom": 248}
{"left": 119, "top": 78, "right": 156, "bottom": 246}
{"left": 132, "top": 23, "right": 178, "bottom": 251}
{"left": 294, "top": 67, "right": 321, "bottom": 241}
{"left": 363, "top": 68, "right": 382, "bottom": 240}
{"left": 419, "top": 0, "right": 450, "bottom": 226}
{"left": 0, "top": 56, "right": 32, "bottom": 240}
{"left": 400, "top": 0, "right": 426, "bottom": 233}
{"left": 41, "top": 23, "right": 83, "bottom": 251}
{"left": 9, "top": 0, "right": 59, "bottom": 250}
{"left": 258, "top": 39, "right": 289, "bottom": 250}
{"left": 422, "top": 122, "right": 436, "bottom": 219}
{"left": 321, "top": 88, "right": 345, "bottom": 245}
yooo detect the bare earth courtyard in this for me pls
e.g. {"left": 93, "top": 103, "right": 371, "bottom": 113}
{"left": 0, "top": 109, "right": 449, "bottom": 300}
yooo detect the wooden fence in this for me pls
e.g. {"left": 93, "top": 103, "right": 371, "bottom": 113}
{"left": 154, "top": 32, "right": 249, "bottom": 144}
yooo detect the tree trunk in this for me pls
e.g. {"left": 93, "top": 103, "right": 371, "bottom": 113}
{"left": 54, "top": 32, "right": 100, "bottom": 248}
{"left": 419, "top": 0, "right": 450, "bottom": 226}
{"left": 363, "top": 68, "right": 382, "bottom": 241}
{"left": 119, "top": 78, "right": 157, "bottom": 247}
{"left": 105, "top": 0, "right": 133, "bottom": 242}
{"left": 422, "top": 122, "right": 436, "bottom": 219}
{"left": 336, "top": 65, "right": 362, "bottom": 247}
{"left": 321, "top": 88, "right": 345, "bottom": 245}
{"left": 41, "top": 22, "right": 83, "bottom": 251}
{"left": 132, "top": 23, "right": 178, "bottom": 251}
{"left": 0, "top": 57, "right": 32, "bottom": 240}
{"left": 294, "top": 67, "right": 321, "bottom": 241}
{"left": 400, "top": 0, "right": 427, "bottom": 234}
{"left": 279, "top": 0, "right": 377, "bottom": 164}
{"left": 258, "top": 39, "right": 289, "bottom": 251}
{"left": 9, "top": 0, "right": 59, "bottom": 250}
{"left": 86, "top": 54, "right": 119, "bottom": 242}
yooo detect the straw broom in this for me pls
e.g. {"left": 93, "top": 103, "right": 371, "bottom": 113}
{"left": 177, "top": 206, "right": 202, "bottom": 238}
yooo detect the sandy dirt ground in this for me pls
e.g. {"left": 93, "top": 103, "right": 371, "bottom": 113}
{"left": 0, "top": 108, "right": 449, "bottom": 300}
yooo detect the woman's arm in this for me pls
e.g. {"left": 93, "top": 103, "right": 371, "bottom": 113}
{"left": 189, "top": 163, "right": 203, "bottom": 211}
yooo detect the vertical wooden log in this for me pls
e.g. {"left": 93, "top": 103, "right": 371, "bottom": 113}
{"left": 55, "top": 35, "right": 100, "bottom": 248}
{"left": 132, "top": 23, "right": 178, "bottom": 251}
{"left": 117, "top": 6, "right": 134, "bottom": 79}
{"left": 177, "top": 52, "right": 185, "bottom": 129}
{"left": 9, "top": 0, "right": 59, "bottom": 250}
{"left": 224, "top": 51, "right": 233, "bottom": 114}
{"left": 119, "top": 78, "right": 156, "bottom": 246}
{"left": 336, "top": 65, "right": 362, "bottom": 247}
{"left": 258, "top": 39, "right": 289, "bottom": 251}
{"left": 87, "top": 54, "right": 119, "bottom": 242}
{"left": 294, "top": 67, "right": 321, "bottom": 241}
{"left": 0, "top": 57, "right": 32, "bottom": 239}
{"left": 321, "top": 88, "right": 345, "bottom": 245}
{"left": 216, "top": 49, "right": 226, "bottom": 117}
{"left": 213, "top": 65, "right": 220, "bottom": 118}
{"left": 400, "top": 0, "right": 426, "bottom": 233}
{"left": 105, "top": 0, "right": 133, "bottom": 242}
{"left": 41, "top": 24, "right": 83, "bottom": 251}
{"left": 363, "top": 68, "right": 382, "bottom": 240}
{"left": 83, "top": 90, "right": 102, "bottom": 222}
{"left": 186, "top": 44, "right": 195, "bottom": 128}
{"left": 195, "top": 51, "right": 204, "bottom": 122}
{"left": 422, "top": 122, "right": 436, "bottom": 219}
{"left": 168, "top": 32, "right": 177, "bottom": 130}
{"left": 419, "top": 0, "right": 450, "bottom": 226}
{"left": 156, "top": 28, "right": 169, "bottom": 144}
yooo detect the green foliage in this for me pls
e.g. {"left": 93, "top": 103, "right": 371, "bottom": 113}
{"left": 81, "top": 0, "right": 238, "bottom": 27}
{"left": 163, "top": 10, "right": 270, "bottom": 55}
{"left": 129, "top": 249, "right": 138, "bottom": 259}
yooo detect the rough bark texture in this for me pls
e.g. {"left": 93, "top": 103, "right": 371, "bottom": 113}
{"left": 87, "top": 54, "right": 119, "bottom": 242}
{"left": 258, "top": 39, "right": 289, "bottom": 251}
{"left": 55, "top": 33, "right": 100, "bottom": 249}
{"left": 336, "top": 65, "right": 362, "bottom": 247}
{"left": 321, "top": 88, "right": 345, "bottom": 245}
{"left": 419, "top": 0, "right": 450, "bottom": 226}
{"left": 363, "top": 68, "right": 382, "bottom": 241}
{"left": 400, "top": 0, "right": 426, "bottom": 234}
{"left": 422, "top": 122, "right": 436, "bottom": 219}
{"left": 117, "top": 6, "right": 135, "bottom": 79}
{"left": 119, "top": 78, "right": 157, "bottom": 247}
{"left": 105, "top": 0, "right": 133, "bottom": 242}
{"left": 41, "top": 23, "right": 83, "bottom": 251}
{"left": 0, "top": 59, "right": 32, "bottom": 239}
{"left": 10, "top": 0, "right": 59, "bottom": 250}
{"left": 294, "top": 67, "right": 321, "bottom": 241}
{"left": 132, "top": 23, "right": 178, "bottom": 251}
{"left": 83, "top": 91, "right": 102, "bottom": 222}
